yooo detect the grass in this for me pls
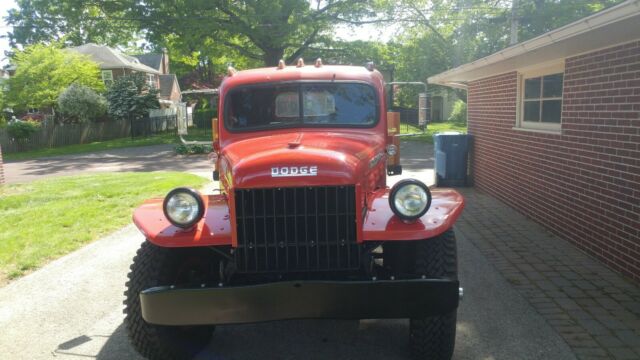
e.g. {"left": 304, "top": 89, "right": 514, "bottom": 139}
{"left": 400, "top": 121, "right": 468, "bottom": 143}
{"left": 3, "top": 127, "right": 213, "bottom": 162}
{"left": 0, "top": 172, "right": 209, "bottom": 283}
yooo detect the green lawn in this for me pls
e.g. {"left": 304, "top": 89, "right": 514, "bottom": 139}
{"left": 400, "top": 121, "right": 468, "bottom": 143}
{"left": 3, "top": 128, "right": 213, "bottom": 162}
{"left": 0, "top": 172, "right": 209, "bottom": 283}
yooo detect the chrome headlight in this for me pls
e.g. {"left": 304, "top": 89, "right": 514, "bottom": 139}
{"left": 389, "top": 179, "right": 432, "bottom": 220}
{"left": 163, "top": 188, "right": 205, "bottom": 228}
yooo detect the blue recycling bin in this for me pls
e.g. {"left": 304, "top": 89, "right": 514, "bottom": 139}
{"left": 433, "top": 132, "right": 470, "bottom": 187}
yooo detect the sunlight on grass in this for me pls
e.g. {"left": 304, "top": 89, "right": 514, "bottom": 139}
{"left": 0, "top": 172, "right": 209, "bottom": 282}
{"left": 400, "top": 121, "right": 468, "bottom": 143}
{"left": 3, "top": 127, "right": 213, "bottom": 161}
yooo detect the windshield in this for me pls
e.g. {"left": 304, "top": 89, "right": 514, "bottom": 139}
{"left": 224, "top": 83, "right": 378, "bottom": 131}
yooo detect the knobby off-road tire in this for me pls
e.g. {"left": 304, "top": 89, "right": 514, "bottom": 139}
{"left": 410, "top": 228, "right": 458, "bottom": 360}
{"left": 124, "top": 241, "right": 215, "bottom": 360}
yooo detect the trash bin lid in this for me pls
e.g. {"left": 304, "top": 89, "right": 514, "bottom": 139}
{"left": 434, "top": 131, "right": 463, "bottom": 136}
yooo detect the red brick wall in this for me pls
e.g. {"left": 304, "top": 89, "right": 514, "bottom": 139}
{"left": 467, "top": 40, "right": 640, "bottom": 282}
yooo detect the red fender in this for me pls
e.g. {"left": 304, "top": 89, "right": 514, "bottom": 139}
{"left": 362, "top": 188, "right": 464, "bottom": 241}
{"left": 132, "top": 194, "right": 232, "bottom": 247}
{"left": 133, "top": 188, "right": 464, "bottom": 247}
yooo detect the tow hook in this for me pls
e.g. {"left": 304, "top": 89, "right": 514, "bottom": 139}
{"left": 459, "top": 287, "right": 464, "bottom": 301}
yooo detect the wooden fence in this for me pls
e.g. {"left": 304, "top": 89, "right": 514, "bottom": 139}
{"left": 0, "top": 119, "right": 132, "bottom": 153}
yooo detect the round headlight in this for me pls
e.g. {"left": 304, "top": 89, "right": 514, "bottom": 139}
{"left": 163, "top": 188, "right": 205, "bottom": 228}
{"left": 389, "top": 179, "right": 432, "bottom": 221}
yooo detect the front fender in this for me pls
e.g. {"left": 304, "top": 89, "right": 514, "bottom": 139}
{"left": 363, "top": 188, "right": 464, "bottom": 241}
{"left": 132, "top": 194, "right": 232, "bottom": 247}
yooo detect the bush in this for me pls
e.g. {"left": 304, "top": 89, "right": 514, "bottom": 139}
{"left": 58, "top": 83, "right": 107, "bottom": 123}
{"left": 106, "top": 73, "right": 159, "bottom": 121}
{"left": 174, "top": 144, "right": 212, "bottom": 155}
{"left": 7, "top": 120, "right": 41, "bottom": 140}
{"left": 448, "top": 100, "right": 467, "bottom": 124}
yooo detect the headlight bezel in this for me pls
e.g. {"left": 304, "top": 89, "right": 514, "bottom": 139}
{"left": 388, "top": 179, "right": 432, "bottom": 221}
{"left": 162, "top": 187, "right": 205, "bottom": 229}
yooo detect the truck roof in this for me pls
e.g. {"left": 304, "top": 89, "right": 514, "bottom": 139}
{"left": 220, "top": 64, "right": 385, "bottom": 90}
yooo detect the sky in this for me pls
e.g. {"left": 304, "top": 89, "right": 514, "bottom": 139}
{"left": 0, "top": 0, "right": 16, "bottom": 66}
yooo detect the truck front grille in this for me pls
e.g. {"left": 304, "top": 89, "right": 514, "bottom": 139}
{"left": 234, "top": 186, "right": 359, "bottom": 273}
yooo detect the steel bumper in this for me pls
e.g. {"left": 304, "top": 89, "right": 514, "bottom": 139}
{"left": 140, "top": 278, "right": 460, "bottom": 325}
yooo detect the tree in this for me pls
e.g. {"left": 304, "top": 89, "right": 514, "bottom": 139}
{"left": 105, "top": 73, "right": 159, "bottom": 121}
{"left": 58, "top": 83, "right": 107, "bottom": 123}
{"left": 6, "top": 0, "right": 138, "bottom": 48}
{"left": 6, "top": 43, "right": 104, "bottom": 112}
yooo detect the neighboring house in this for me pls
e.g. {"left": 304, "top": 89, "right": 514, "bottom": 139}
{"left": 158, "top": 74, "right": 182, "bottom": 105}
{"left": 429, "top": 0, "right": 640, "bottom": 281}
{"left": 429, "top": 88, "right": 459, "bottom": 122}
{"left": 134, "top": 49, "right": 181, "bottom": 106}
{"left": 70, "top": 43, "right": 161, "bottom": 89}
{"left": 133, "top": 48, "right": 170, "bottom": 75}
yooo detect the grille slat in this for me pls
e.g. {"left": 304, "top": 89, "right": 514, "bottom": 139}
{"left": 235, "top": 186, "right": 358, "bottom": 273}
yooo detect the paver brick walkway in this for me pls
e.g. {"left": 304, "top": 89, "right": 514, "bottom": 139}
{"left": 456, "top": 188, "right": 640, "bottom": 360}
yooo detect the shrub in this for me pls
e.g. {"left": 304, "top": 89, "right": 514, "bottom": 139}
{"left": 58, "top": 83, "right": 107, "bottom": 123}
{"left": 106, "top": 73, "right": 159, "bottom": 121}
{"left": 448, "top": 99, "right": 467, "bottom": 124}
{"left": 7, "top": 120, "right": 41, "bottom": 140}
{"left": 174, "top": 144, "right": 212, "bottom": 155}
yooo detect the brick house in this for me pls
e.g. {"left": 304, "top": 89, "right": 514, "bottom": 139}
{"left": 71, "top": 44, "right": 181, "bottom": 107}
{"left": 429, "top": 1, "right": 640, "bottom": 281}
{"left": 134, "top": 50, "right": 182, "bottom": 106}
{"left": 71, "top": 43, "right": 161, "bottom": 90}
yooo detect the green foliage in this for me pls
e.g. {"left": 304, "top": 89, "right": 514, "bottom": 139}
{"left": 7, "top": 43, "right": 104, "bottom": 112}
{"left": 105, "top": 73, "right": 159, "bottom": 121}
{"left": 6, "top": 120, "right": 41, "bottom": 140}
{"left": 57, "top": 83, "right": 107, "bottom": 123}
{"left": 448, "top": 100, "right": 467, "bottom": 124}
{"left": 174, "top": 143, "right": 212, "bottom": 155}
{"left": 6, "top": 0, "right": 137, "bottom": 47}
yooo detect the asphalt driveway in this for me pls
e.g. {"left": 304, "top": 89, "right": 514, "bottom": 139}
{"left": 3, "top": 144, "right": 213, "bottom": 184}
{"left": 0, "top": 140, "right": 578, "bottom": 359}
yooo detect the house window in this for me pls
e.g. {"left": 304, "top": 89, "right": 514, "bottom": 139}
{"left": 101, "top": 70, "right": 113, "bottom": 86}
{"left": 147, "top": 74, "right": 156, "bottom": 89}
{"left": 517, "top": 63, "right": 564, "bottom": 132}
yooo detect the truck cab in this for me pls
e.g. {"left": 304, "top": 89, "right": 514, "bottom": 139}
{"left": 125, "top": 60, "right": 464, "bottom": 360}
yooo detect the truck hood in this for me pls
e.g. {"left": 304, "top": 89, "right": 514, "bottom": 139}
{"left": 220, "top": 132, "right": 386, "bottom": 188}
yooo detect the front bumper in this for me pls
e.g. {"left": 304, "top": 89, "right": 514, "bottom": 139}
{"left": 140, "top": 278, "right": 460, "bottom": 325}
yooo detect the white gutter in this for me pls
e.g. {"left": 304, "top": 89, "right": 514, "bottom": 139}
{"left": 428, "top": 0, "right": 640, "bottom": 86}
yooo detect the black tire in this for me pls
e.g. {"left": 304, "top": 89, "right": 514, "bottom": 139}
{"left": 124, "top": 241, "right": 215, "bottom": 360}
{"left": 409, "top": 228, "right": 458, "bottom": 360}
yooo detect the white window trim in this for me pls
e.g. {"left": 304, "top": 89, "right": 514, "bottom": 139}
{"left": 101, "top": 70, "right": 113, "bottom": 82}
{"left": 516, "top": 62, "right": 564, "bottom": 133}
{"left": 147, "top": 73, "right": 156, "bottom": 89}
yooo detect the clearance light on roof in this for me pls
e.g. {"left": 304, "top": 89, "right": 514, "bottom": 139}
{"left": 366, "top": 62, "right": 375, "bottom": 71}
{"left": 296, "top": 58, "right": 305, "bottom": 67}
{"left": 227, "top": 66, "right": 237, "bottom": 76}
{"left": 277, "top": 59, "right": 285, "bottom": 69}
{"left": 315, "top": 58, "right": 323, "bottom": 67}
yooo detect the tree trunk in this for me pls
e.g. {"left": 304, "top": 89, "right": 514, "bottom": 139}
{"left": 262, "top": 48, "right": 285, "bottom": 67}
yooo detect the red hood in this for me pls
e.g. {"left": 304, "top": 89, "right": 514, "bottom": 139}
{"left": 220, "top": 131, "right": 386, "bottom": 189}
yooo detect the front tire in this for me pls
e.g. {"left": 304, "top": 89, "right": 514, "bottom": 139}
{"left": 124, "top": 242, "right": 215, "bottom": 360}
{"left": 409, "top": 229, "right": 458, "bottom": 360}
